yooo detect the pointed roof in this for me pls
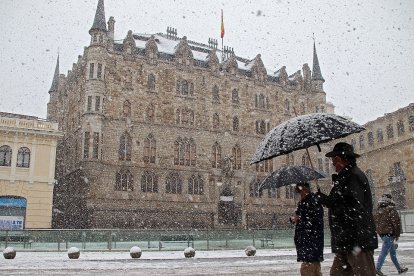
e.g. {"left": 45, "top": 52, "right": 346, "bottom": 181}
{"left": 49, "top": 55, "right": 59, "bottom": 93}
{"left": 311, "top": 42, "right": 324, "bottom": 82}
{"left": 89, "top": 0, "right": 107, "bottom": 34}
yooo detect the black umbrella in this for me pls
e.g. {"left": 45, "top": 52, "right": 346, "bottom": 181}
{"left": 250, "top": 113, "right": 365, "bottom": 164}
{"left": 258, "top": 165, "right": 326, "bottom": 190}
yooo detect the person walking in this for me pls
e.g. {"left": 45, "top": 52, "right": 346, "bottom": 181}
{"left": 316, "top": 142, "right": 378, "bottom": 276}
{"left": 294, "top": 182, "right": 324, "bottom": 276}
{"left": 375, "top": 193, "right": 408, "bottom": 275}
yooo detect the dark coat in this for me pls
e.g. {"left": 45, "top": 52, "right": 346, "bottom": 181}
{"left": 375, "top": 202, "right": 401, "bottom": 238}
{"left": 294, "top": 193, "right": 324, "bottom": 262}
{"left": 318, "top": 164, "right": 378, "bottom": 253}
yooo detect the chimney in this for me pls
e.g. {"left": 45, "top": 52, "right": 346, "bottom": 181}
{"left": 108, "top": 16, "right": 115, "bottom": 40}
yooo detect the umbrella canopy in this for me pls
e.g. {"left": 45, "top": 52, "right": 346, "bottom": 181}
{"left": 250, "top": 113, "right": 365, "bottom": 164}
{"left": 259, "top": 165, "right": 326, "bottom": 190}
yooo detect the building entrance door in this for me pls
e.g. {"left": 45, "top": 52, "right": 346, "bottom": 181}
{"left": 218, "top": 187, "right": 237, "bottom": 225}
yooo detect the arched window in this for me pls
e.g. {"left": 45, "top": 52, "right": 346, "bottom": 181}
{"left": 232, "top": 89, "right": 239, "bottom": 104}
{"left": 182, "top": 80, "right": 189, "bottom": 95}
{"left": 284, "top": 99, "right": 290, "bottom": 114}
{"left": 174, "top": 138, "right": 195, "bottom": 166}
{"left": 213, "top": 113, "right": 220, "bottom": 129}
{"left": 175, "top": 109, "right": 181, "bottom": 124}
{"left": 377, "top": 129, "right": 384, "bottom": 143}
{"left": 141, "top": 171, "right": 158, "bottom": 193}
{"left": 0, "top": 145, "right": 12, "bottom": 167}
{"left": 232, "top": 145, "right": 241, "bottom": 170}
{"left": 259, "top": 94, "right": 265, "bottom": 108}
{"left": 188, "top": 174, "right": 204, "bottom": 195}
{"left": 146, "top": 103, "right": 155, "bottom": 122}
{"left": 174, "top": 138, "right": 185, "bottom": 165}
{"left": 148, "top": 73, "right": 156, "bottom": 91}
{"left": 212, "top": 142, "right": 221, "bottom": 168}
{"left": 115, "top": 169, "right": 134, "bottom": 191}
{"left": 256, "top": 120, "right": 266, "bottom": 134}
{"left": 212, "top": 85, "right": 219, "bottom": 102}
{"left": 165, "top": 172, "right": 182, "bottom": 194}
{"left": 189, "top": 82, "right": 194, "bottom": 96}
{"left": 144, "top": 134, "right": 156, "bottom": 164}
{"left": 119, "top": 132, "right": 132, "bottom": 161}
{"left": 301, "top": 154, "right": 309, "bottom": 166}
{"left": 233, "top": 116, "right": 239, "bottom": 131}
{"left": 123, "top": 100, "right": 131, "bottom": 118}
{"left": 189, "top": 110, "right": 195, "bottom": 126}
{"left": 16, "top": 147, "right": 30, "bottom": 168}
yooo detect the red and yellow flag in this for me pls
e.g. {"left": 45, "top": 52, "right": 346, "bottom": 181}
{"left": 220, "top": 9, "right": 225, "bottom": 38}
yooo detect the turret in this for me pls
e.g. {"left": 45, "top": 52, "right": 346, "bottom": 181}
{"left": 311, "top": 42, "right": 325, "bottom": 92}
{"left": 107, "top": 16, "right": 115, "bottom": 41}
{"left": 47, "top": 55, "right": 60, "bottom": 121}
{"left": 89, "top": 0, "right": 107, "bottom": 46}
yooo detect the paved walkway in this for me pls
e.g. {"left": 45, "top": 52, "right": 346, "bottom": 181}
{"left": 1, "top": 234, "right": 414, "bottom": 275}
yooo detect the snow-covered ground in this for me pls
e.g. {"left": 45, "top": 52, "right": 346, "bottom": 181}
{"left": 1, "top": 234, "right": 414, "bottom": 275}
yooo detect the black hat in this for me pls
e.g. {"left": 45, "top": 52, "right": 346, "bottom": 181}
{"left": 325, "top": 142, "right": 360, "bottom": 158}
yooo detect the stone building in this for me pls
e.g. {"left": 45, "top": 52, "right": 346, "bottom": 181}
{"left": 343, "top": 104, "right": 414, "bottom": 210}
{"left": 49, "top": 0, "right": 329, "bottom": 229}
{"left": 0, "top": 112, "right": 62, "bottom": 229}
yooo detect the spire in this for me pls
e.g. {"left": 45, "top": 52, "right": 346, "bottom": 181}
{"left": 49, "top": 55, "right": 59, "bottom": 93}
{"left": 311, "top": 41, "right": 324, "bottom": 82}
{"left": 89, "top": 0, "right": 107, "bottom": 34}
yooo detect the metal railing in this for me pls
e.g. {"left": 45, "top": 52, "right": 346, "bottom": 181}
{"left": 400, "top": 209, "right": 414, "bottom": 233}
{"left": 0, "top": 228, "right": 331, "bottom": 252}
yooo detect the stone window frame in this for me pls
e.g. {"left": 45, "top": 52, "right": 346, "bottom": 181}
{"left": 92, "top": 132, "right": 99, "bottom": 159}
{"left": 119, "top": 132, "right": 132, "bottom": 161}
{"left": 213, "top": 113, "right": 220, "bottom": 130}
{"left": 165, "top": 172, "right": 182, "bottom": 194}
{"left": 377, "top": 129, "right": 384, "bottom": 143}
{"left": 148, "top": 73, "right": 156, "bottom": 91}
{"left": 212, "top": 84, "right": 220, "bottom": 103}
{"left": 141, "top": 171, "right": 158, "bottom": 193}
{"left": 249, "top": 179, "right": 263, "bottom": 198}
{"left": 188, "top": 174, "right": 204, "bottom": 195}
{"left": 386, "top": 124, "right": 394, "bottom": 139}
{"left": 232, "top": 116, "right": 239, "bottom": 132}
{"left": 0, "top": 145, "right": 12, "bottom": 167}
{"left": 143, "top": 134, "right": 156, "bottom": 164}
{"left": 16, "top": 147, "right": 30, "bottom": 168}
{"left": 397, "top": 120, "right": 405, "bottom": 136}
{"left": 211, "top": 142, "right": 222, "bottom": 169}
{"left": 115, "top": 169, "right": 134, "bottom": 192}
{"left": 232, "top": 144, "right": 242, "bottom": 170}
{"left": 367, "top": 131, "right": 374, "bottom": 146}
{"left": 83, "top": 132, "right": 90, "bottom": 159}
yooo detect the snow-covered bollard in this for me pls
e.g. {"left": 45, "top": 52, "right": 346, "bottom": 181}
{"left": 245, "top": 245, "right": 256, "bottom": 257}
{"left": 67, "top": 247, "right": 80, "bottom": 259}
{"left": 3, "top": 247, "right": 16, "bottom": 259}
{"left": 184, "top": 247, "right": 195, "bottom": 258}
{"left": 130, "top": 246, "right": 142, "bottom": 259}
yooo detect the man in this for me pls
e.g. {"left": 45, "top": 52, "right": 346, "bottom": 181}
{"left": 375, "top": 193, "right": 408, "bottom": 275}
{"left": 316, "top": 142, "right": 378, "bottom": 276}
{"left": 294, "top": 182, "right": 324, "bottom": 276}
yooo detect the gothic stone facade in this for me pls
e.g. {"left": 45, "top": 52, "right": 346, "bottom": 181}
{"left": 48, "top": 0, "right": 328, "bottom": 229}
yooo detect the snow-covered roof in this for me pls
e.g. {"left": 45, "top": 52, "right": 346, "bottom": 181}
{"left": 122, "top": 33, "right": 268, "bottom": 73}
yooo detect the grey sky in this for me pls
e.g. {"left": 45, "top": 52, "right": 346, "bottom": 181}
{"left": 0, "top": 0, "right": 413, "bottom": 124}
